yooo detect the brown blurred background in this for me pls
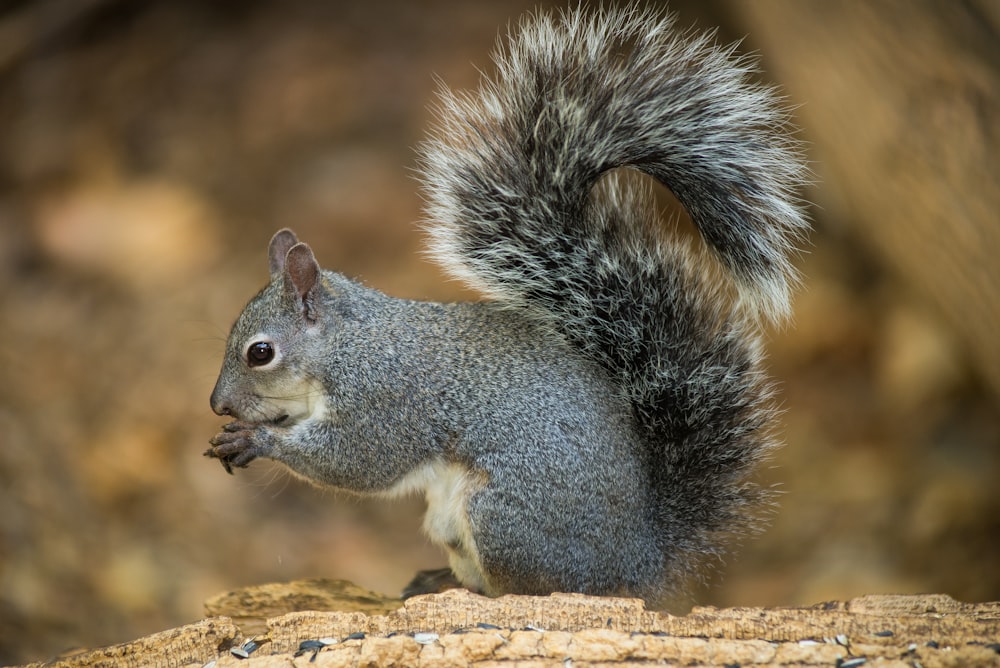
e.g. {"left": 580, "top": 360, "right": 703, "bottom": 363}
{"left": 1, "top": 0, "right": 997, "bottom": 664}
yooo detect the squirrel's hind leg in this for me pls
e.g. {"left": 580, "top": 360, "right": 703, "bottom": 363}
{"left": 400, "top": 567, "right": 469, "bottom": 599}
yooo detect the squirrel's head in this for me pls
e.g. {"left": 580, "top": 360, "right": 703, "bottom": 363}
{"left": 210, "top": 228, "right": 343, "bottom": 427}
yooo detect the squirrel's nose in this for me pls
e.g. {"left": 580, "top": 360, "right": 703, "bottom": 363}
{"left": 210, "top": 385, "right": 233, "bottom": 416}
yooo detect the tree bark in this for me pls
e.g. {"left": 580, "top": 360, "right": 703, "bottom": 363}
{"left": 26, "top": 580, "right": 1000, "bottom": 667}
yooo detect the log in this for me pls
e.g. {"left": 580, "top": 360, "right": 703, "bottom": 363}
{"left": 24, "top": 580, "right": 1000, "bottom": 667}
{"left": 34, "top": 618, "right": 240, "bottom": 668}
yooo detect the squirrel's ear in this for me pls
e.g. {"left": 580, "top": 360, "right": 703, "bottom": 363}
{"left": 268, "top": 228, "right": 300, "bottom": 276}
{"left": 283, "top": 242, "right": 322, "bottom": 322}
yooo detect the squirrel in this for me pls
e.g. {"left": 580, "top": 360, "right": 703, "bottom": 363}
{"left": 206, "top": 5, "right": 809, "bottom": 606}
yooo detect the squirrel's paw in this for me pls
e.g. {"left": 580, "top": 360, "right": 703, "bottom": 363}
{"left": 205, "top": 421, "right": 268, "bottom": 474}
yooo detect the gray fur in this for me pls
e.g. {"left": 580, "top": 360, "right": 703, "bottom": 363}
{"left": 208, "top": 5, "right": 809, "bottom": 606}
{"left": 421, "top": 5, "right": 809, "bottom": 323}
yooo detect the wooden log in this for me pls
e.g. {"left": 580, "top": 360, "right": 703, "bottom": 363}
{"left": 35, "top": 617, "right": 239, "bottom": 668}
{"left": 22, "top": 581, "right": 1000, "bottom": 667}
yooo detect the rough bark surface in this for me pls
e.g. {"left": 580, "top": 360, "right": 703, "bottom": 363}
{"left": 24, "top": 580, "right": 1000, "bottom": 667}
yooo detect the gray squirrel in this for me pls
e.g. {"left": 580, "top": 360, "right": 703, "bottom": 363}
{"left": 207, "top": 5, "right": 809, "bottom": 605}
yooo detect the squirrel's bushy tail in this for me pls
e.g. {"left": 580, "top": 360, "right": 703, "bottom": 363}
{"left": 419, "top": 6, "right": 808, "bottom": 584}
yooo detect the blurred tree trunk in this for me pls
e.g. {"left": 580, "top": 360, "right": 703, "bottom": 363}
{"left": 728, "top": 0, "right": 1000, "bottom": 399}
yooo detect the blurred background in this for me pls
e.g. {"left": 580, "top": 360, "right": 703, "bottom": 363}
{"left": 1, "top": 0, "right": 998, "bottom": 663}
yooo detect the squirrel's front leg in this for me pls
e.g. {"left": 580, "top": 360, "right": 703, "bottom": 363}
{"left": 205, "top": 421, "right": 278, "bottom": 474}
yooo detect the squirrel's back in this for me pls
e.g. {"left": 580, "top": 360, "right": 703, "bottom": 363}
{"left": 418, "top": 5, "right": 809, "bottom": 588}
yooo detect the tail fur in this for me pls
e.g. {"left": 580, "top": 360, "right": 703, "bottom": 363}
{"left": 419, "top": 6, "right": 808, "bottom": 584}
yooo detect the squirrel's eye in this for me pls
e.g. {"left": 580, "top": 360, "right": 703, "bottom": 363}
{"left": 247, "top": 341, "right": 275, "bottom": 367}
